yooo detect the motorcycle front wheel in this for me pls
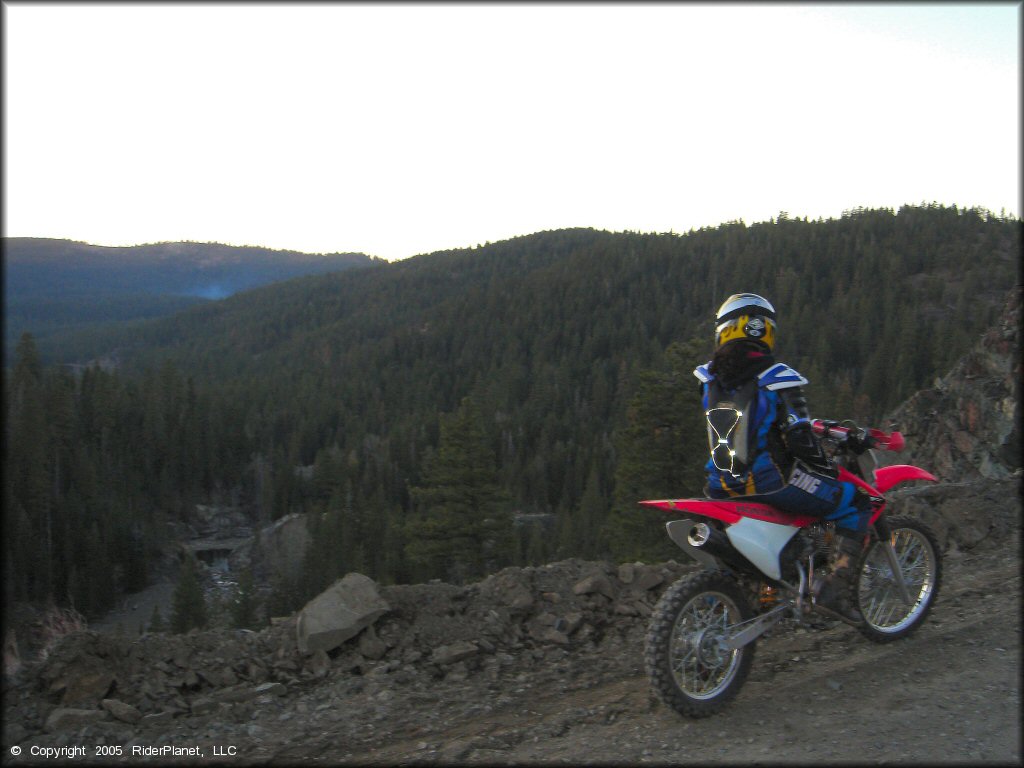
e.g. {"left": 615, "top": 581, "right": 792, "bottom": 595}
{"left": 644, "top": 570, "right": 756, "bottom": 718}
{"left": 855, "top": 515, "right": 942, "bottom": 643}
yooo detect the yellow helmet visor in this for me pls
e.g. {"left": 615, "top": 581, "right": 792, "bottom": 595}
{"left": 715, "top": 314, "right": 776, "bottom": 351}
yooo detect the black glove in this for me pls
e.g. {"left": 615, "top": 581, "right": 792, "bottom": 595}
{"left": 784, "top": 423, "right": 836, "bottom": 475}
{"left": 845, "top": 429, "right": 875, "bottom": 455}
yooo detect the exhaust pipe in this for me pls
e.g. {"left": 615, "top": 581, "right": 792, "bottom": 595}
{"left": 665, "top": 518, "right": 750, "bottom": 573}
{"left": 687, "top": 522, "right": 730, "bottom": 554}
{"left": 688, "top": 522, "right": 713, "bottom": 547}
{"left": 686, "top": 522, "right": 749, "bottom": 571}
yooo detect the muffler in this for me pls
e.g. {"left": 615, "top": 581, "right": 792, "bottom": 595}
{"left": 667, "top": 519, "right": 748, "bottom": 572}
{"left": 687, "top": 522, "right": 735, "bottom": 560}
{"left": 687, "top": 522, "right": 713, "bottom": 546}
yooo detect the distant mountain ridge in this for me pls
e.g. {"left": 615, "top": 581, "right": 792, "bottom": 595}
{"left": 3, "top": 237, "right": 381, "bottom": 361}
{"left": 4, "top": 237, "right": 378, "bottom": 298}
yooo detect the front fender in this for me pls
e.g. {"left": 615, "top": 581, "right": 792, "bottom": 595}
{"left": 873, "top": 464, "right": 938, "bottom": 494}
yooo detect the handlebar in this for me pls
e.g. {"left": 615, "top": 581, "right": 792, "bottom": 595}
{"left": 811, "top": 419, "right": 905, "bottom": 452}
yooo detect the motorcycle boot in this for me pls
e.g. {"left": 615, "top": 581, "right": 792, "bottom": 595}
{"left": 815, "top": 533, "right": 866, "bottom": 623}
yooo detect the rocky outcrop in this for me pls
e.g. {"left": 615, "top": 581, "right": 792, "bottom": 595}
{"left": 884, "top": 287, "right": 1021, "bottom": 482}
{"left": 886, "top": 477, "right": 1020, "bottom": 552}
{"left": 4, "top": 558, "right": 695, "bottom": 741}
{"left": 296, "top": 573, "right": 390, "bottom": 654}
{"left": 230, "top": 513, "right": 311, "bottom": 583}
{"left": 192, "top": 505, "right": 250, "bottom": 539}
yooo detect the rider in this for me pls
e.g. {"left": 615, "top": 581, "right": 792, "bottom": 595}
{"left": 694, "top": 293, "right": 873, "bottom": 621}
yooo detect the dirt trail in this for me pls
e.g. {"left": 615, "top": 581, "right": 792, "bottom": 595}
{"left": 5, "top": 531, "right": 1019, "bottom": 766}
{"left": 259, "top": 538, "right": 1022, "bottom": 765}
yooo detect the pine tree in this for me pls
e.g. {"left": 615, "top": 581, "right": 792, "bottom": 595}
{"left": 602, "top": 340, "right": 707, "bottom": 563}
{"left": 405, "top": 397, "right": 513, "bottom": 583}
{"left": 170, "top": 554, "right": 208, "bottom": 633}
{"left": 8, "top": 333, "right": 54, "bottom": 602}
{"left": 524, "top": 521, "right": 548, "bottom": 566}
{"left": 575, "top": 461, "right": 606, "bottom": 559}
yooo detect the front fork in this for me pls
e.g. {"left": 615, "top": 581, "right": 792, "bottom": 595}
{"left": 870, "top": 517, "right": 913, "bottom": 606}
{"left": 678, "top": 516, "right": 915, "bottom": 651}
{"left": 727, "top": 519, "right": 903, "bottom": 647}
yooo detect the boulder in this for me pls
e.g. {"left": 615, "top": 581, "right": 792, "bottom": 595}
{"left": 45, "top": 707, "right": 107, "bottom": 732}
{"left": 213, "top": 685, "right": 258, "bottom": 704}
{"left": 188, "top": 696, "right": 217, "bottom": 715}
{"left": 139, "top": 710, "right": 174, "bottom": 728}
{"left": 296, "top": 573, "right": 390, "bottom": 655}
{"left": 358, "top": 625, "right": 388, "bottom": 661}
{"left": 233, "top": 513, "right": 312, "bottom": 582}
{"left": 631, "top": 568, "right": 664, "bottom": 592}
{"left": 617, "top": 563, "right": 636, "bottom": 584}
{"left": 254, "top": 681, "right": 287, "bottom": 697}
{"left": 221, "top": 666, "right": 238, "bottom": 686}
{"left": 60, "top": 670, "right": 115, "bottom": 707}
{"left": 101, "top": 698, "right": 142, "bottom": 724}
{"left": 431, "top": 641, "right": 479, "bottom": 666}
{"left": 535, "top": 627, "right": 570, "bottom": 646}
{"left": 307, "top": 649, "right": 331, "bottom": 679}
{"left": 172, "top": 647, "right": 191, "bottom": 669}
{"left": 478, "top": 570, "right": 534, "bottom": 612}
{"left": 556, "top": 612, "right": 584, "bottom": 635}
{"left": 573, "top": 573, "right": 615, "bottom": 600}
{"left": 613, "top": 602, "right": 640, "bottom": 616}
{"left": 196, "top": 669, "right": 224, "bottom": 687}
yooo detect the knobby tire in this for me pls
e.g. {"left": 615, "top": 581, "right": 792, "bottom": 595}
{"left": 644, "top": 570, "right": 756, "bottom": 718}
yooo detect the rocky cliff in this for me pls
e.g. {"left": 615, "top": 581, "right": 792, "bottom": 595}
{"left": 884, "top": 286, "right": 1020, "bottom": 481}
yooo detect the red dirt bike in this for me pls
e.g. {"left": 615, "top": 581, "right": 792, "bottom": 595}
{"left": 641, "top": 419, "right": 942, "bottom": 717}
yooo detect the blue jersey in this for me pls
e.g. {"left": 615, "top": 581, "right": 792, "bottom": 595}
{"left": 694, "top": 361, "right": 809, "bottom": 498}
{"left": 694, "top": 360, "right": 869, "bottom": 534}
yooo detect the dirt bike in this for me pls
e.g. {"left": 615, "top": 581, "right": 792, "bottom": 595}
{"left": 641, "top": 419, "right": 942, "bottom": 718}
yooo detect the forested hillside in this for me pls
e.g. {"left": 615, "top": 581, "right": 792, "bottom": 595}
{"left": 5, "top": 205, "right": 1020, "bottom": 620}
{"left": 3, "top": 238, "right": 378, "bottom": 362}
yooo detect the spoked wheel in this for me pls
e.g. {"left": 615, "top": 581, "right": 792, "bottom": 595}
{"left": 645, "top": 570, "right": 756, "bottom": 718}
{"left": 856, "top": 515, "right": 942, "bottom": 642}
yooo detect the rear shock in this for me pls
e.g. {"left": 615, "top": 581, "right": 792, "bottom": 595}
{"left": 759, "top": 584, "right": 779, "bottom": 609}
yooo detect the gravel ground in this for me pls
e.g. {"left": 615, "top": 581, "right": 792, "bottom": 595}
{"left": 5, "top": 527, "right": 1019, "bottom": 766}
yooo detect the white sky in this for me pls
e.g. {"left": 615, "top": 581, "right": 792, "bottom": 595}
{"left": 3, "top": 2, "right": 1020, "bottom": 261}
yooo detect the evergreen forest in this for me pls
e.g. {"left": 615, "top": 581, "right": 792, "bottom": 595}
{"left": 5, "top": 204, "right": 1020, "bottom": 621}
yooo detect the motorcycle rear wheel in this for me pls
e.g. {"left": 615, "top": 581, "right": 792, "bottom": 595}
{"left": 644, "top": 570, "right": 756, "bottom": 718}
{"left": 855, "top": 515, "right": 942, "bottom": 643}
